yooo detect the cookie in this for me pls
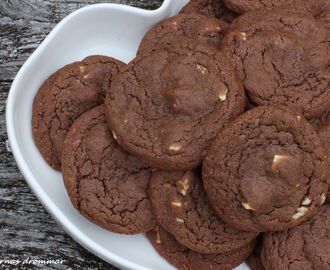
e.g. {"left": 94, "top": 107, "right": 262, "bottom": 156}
{"left": 180, "top": 0, "right": 237, "bottom": 23}
{"left": 147, "top": 226, "right": 256, "bottom": 270}
{"left": 261, "top": 204, "right": 330, "bottom": 270}
{"left": 33, "top": 55, "right": 125, "bottom": 170}
{"left": 222, "top": 9, "right": 330, "bottom": 119}
{"left": 138, "top": 14, "right": 228, "bottom": 54}
{"left": 246, "top": 236, "right": 265, "bottom": 270}
{"left": 203, "top": 106, "right": 329, "bottom": 232}
{"left": 148, "top": 170, "right": 258, "bottom": 254}
{"left": 62, "top": 105, "right": 155, "bottom": 234}
{"left": 223, "top": 0, "right": 329, "bottom": 15}
{"left": 105, "top": 38, "right": 245, "bottom": 170}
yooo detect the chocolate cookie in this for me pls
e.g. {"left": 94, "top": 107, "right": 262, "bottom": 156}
{"left": 261, "top": 204, "right": 330, "bottom": 270}
{"left": 138, "top": 14, "right": 228, "bottom": 54}
{"left": 223, "top": 0, "right": 329, "bottom": 15}
{"left": 203, "top": 106, "right": 329, "bottom": 232}
{"left": 105, "top": 38, "right": 245, "bottom": 170}
{"left": 62, "top": 105, "right": 155, "bottom": 234}
{"left": 148, "top": 170, "right": 258, "bottom": 253}
{"left": 222, "top": 9, "right": 330, "bottom": 119}
{"left": 33, "top": 55, "right": 125, "bottom": 170}
{"left": 247, "top": 236, "right": 265, "bottom": 270}
{"left": 180, "top": 0, "right": 237, "bottom": 23}
{"left": 147, "top": 226, "right": 256, "bottom": 270}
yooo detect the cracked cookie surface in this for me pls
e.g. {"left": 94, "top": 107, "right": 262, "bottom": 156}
{"left": 105, "top": 38, "right": 245, "bottom": 170}
{"left": 203, "top": 106, "right": 328, "bottom": 232}
{"left": 261, "top": 204, "right": 330, "bottom": 270}
{"left": 146, "top": 226, "right": 256, "bottom": 270}
{"left": 222, "top": 9, "right": 330, "bottom": 119}
{"left": 62, "top": 105, "right": 155, "bottom": 234}
{"left": 33, "top": 55, "right": 125, "bottom": 170}
{"left": 180, "top": 0, "right": 238, "bottom": 23}
{"left": 223, "top": 0, "right": 329, "bottom": 15}
{"left": 148, "top": 169, "right": 257, "bottom": 253}
{"left": 138, "top": 13, "right": 228, "bottom": 54}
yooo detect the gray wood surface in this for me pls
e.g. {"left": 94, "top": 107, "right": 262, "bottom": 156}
{"left": 0, "top": 1, "right": 162, "bottom": 269}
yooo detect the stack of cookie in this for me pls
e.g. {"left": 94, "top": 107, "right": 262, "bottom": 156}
{"left": 32, "top": 0, "right": 330, "bottom": 269}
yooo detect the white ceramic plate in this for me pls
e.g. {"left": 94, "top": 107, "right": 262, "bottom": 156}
{"left": 6, "top": 1, "right": 250, "bottom": 269}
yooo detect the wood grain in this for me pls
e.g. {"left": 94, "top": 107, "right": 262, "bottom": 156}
{"left": 0, "top": 1, "right": 162, "bottom": 269}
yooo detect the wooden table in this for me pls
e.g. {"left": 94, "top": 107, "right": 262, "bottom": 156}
{"left": 0, "top": 1, "right": 162, "bottom": 269}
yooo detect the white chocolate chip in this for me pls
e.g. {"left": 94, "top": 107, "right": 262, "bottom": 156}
{"left": 272, "top": 154, "right": 290, "bottom": 172}
{"left": 242, "top": 202, "right": 255, "bottom": 211}
{"left": 79, "top": 65, "right": 87, "bottom": 73}
{"left": 124, "top": 119, "right": 128, "bottom": 124}
{"left": 196, "top": 64, "right": 208, "bottom": 75}
{"left": 302, "top": 197, "right": 311, "bottom": 206}
{"left": 156, "top": 228, "right": 162, "bottom": 244}
{"left": 83, "top": 74, "right": 89, "bottom": 79}
{"left": 218, "top": 86, "right": 228, "bottom": 102}
{"left": 175, "top": 218, "right": 184, "bottom": 223}
{"left": 112, "top": 131, "right": 118, "bottom": 141}
{"left": 239, "top": 32, "right": 247, "bottom": 41}
{"left": 296, "top": 115, "right": 301, "bottom": 121}
{"left": 169, "top": 143, "right": 182, "bottom": 152}
{"left": 178, "top": 177, "right": 190, "bottom": 196}
{"left": 320, "top": 193, "right": 326, "bottom": 205}
{"left": 171, "top": 201, "right": 182, "bottom": 208}
{"left": 296, "top": 184, "right": 301, "bottom": 188}
{"left": 292, "top": 207, "right": 308, "bottom": 220}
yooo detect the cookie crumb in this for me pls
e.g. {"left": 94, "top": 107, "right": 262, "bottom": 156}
{"left": 292, "top": 207, "right": 308, "bottom": 220}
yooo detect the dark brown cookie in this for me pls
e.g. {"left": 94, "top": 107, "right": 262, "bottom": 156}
{"left": 138, "top": 13, "right": 228, "bottom": 54}
{"left": 105, "top": 38, "right": 245, "bottom": 170}
{"left": 222, "top": 9, "right": 330, "bottom": 119}
{"left": 180, "top": 0, "right": 237, "bottom": 23}
{"left": 203, "top": 106, "right": 329, "bottom": 232}
{"left": 62, "top": 105, "right": 155, "bottom": 234}
{"left": 261, "top": 204, "right": 330, "bottom": 270}
{"left": 146, "top": 226, "right": 256, "bottom": 270}
{"left": 33, "top": 55, "right": 125, "bottom": 170}
{"left": 246, "top": 236, "right": 265, "bottom": 270}
{"left": 148, "top": 170, "right": 258, "bottom": 254}
{"left": 223, "top": 0, "right": 329, "bottom": 15}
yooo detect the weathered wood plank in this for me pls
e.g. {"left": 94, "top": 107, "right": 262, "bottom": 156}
{"left": 0, "top": 1, "right": 163, "bottom": 269}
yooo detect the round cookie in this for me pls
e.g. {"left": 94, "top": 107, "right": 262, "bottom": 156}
{"left": 62, "top": 105, "right": 155, "bottom": 234}
{"left": 223, "top": 0, "right": 329, "bottom": 15}
{"left": 33, "top": 55, "right": 125, "bottom": 170}
{"left": 261, "top": 204, "right": 330, "bottom": 270}
{"left": 203, "top": 106, "right": 329, "bottom": 232}
{"left": 105, "top": 38, "right": 245, "bottom": 170}
{"left": 180, "top": 0, "right": 237, "bottom": 23}
{"left": 221, "top": 9, "right": 330, "bottom": 119}
{"left": 138, "top": 14, "right": 228, "bottom": 54}
{"left": 148, "top": 170, "right": 258, "bottom": 253}
{"left": 147, "top": 226, "right": 256, "bottom": 270}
